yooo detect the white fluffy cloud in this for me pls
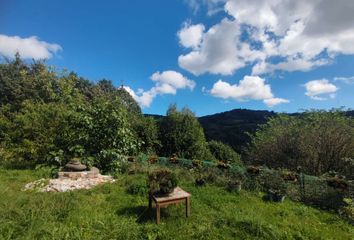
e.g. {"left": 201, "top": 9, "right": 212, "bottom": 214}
{"left": 180, "top": 0, "right": 354, "bottom": 76}
{"left": 210, "top": 75, "right": 288, "bottom": 107}
{"left": 304, "top": 79, "right": 338, "bottom": 100}
{"left": 178, "top": 19, "right": 250, "bottom": 75}
{"left": 0, "top": 34, "right": 61, "bottom": 59}
{"left": 178, "top": 23, "right": 205, "bottom": 49}
{"left": 125, "top": 71, "right": 196, "bottom": 108}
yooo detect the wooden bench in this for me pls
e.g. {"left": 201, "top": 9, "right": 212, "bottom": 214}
{"left": 149, "top": 187, "right": 191, "bottom": 224}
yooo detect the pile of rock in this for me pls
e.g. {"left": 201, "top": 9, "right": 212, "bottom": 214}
{"left": 24, "top": 159, "right": 115, "bottom": 192}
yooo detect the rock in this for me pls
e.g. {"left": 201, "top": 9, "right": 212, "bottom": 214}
{"left": 24, "top": 173, "right": 115, "bottom": 192}
{"left": 64, "top": 158, "right": 87, "bottom": 172}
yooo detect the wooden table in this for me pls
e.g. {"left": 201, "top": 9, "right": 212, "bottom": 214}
{"left": 149, "top": 187, "right": 191, "bottom": 224}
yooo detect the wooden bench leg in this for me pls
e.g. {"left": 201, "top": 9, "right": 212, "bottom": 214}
{"left": 186, "top": 197, "right": 190, "bottom": 217}
{"left": 156, "top": 204, "right": 161, "bottom": 224}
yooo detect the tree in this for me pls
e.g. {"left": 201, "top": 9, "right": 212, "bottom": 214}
{"left": 0, "top": 54, "right": 141, "bottom": 171}
{"left": 208, "top": 140, "right": 241, "bottom": 164}
{"left": 117, "top": 87, "right": 141, "bottom": 114}
{"left": 131, "top": 115, "right": 160, "bottom": 154}
{"left": 247, "top": 110, "right": 354, "bottom": 177}
{"left": 158, "top": 105, "right": 212, "bottom": 160}
{"left": 0, "top": 101, "right": 74, "bottom": 167}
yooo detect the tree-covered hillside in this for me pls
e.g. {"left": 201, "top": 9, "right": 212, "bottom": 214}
{"left": 199, "top": 109, "right": 276, "bottom": 153}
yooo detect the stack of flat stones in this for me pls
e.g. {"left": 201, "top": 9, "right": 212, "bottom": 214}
{"left": 24, "top": 159, "right": 115, "bottom": 192}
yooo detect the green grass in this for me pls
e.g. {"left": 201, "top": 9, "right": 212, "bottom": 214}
{"left": 0, "top": 169, "right": 353, "bottom": 240}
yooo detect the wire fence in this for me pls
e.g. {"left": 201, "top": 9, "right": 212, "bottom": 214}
{"left": 132, "top": 154, "right": 353, "bottom": 214}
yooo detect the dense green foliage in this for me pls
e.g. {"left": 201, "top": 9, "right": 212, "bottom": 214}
{"left": 247, "top": 111, "right": 354, "bottom": 177}
{"left": 208, "top": 140, "right": 241, "bottom": 164}
{"left": 158, "top": 105, "right": 212, "bottom": 160}
{"left": 199, "top": 109, "right": 276, "bottom": 153}
{"left": 0, "top": 55, "right": 217, "bottom": 172}
{"left": 0, "top": 168, "right": 352, "bottom": 239}
{"left": 0, "top": 56, "right": 147, "bottom": 171}
{"left": 148, "top": 168, "right": 178, "bottom": 194}
{"left": 131, "top": 115, "right": 160, "bottom": 155}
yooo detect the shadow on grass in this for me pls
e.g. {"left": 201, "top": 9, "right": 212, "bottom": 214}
{"left": 116, "top": 205, "right": 179, "bottom": 223}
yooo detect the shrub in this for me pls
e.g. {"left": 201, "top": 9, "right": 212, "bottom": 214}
{"left": 96, "top": 150, "right": 128, "bottom": 173}
{"left": 246, "top": 111, "right": 354, "bottom": 177}
{"left": 261, "top": 171, "right": 287, "bottom": 195}
{"left": 208, "top": 140, "right": 241, "bottom": 164}
{"left": 148, "top": 168, "right": 178, "bottom": 195}
{"left": 158, "top": 105, "right": 212, "bottom": 160}
{"left": 127, "top": 179, "right": 148, "bottom": 196}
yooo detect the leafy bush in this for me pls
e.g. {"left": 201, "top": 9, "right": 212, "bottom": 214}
{"left": 148, "top": 168, "right": 178, "bottom": 195}
{"left": 127, "top": 179, "right": 148, "bottom": 196}
{"left": 158, "top": 104, "right": 212, "bottom": 160}
{"left": 246, "top": 111, "right": 354, "bottom": 177}
{"left": 208, "top": 140, "right": 241, "bottom": 164}
{"left": 96, "top": 150, "right": 128, "bottom": 173}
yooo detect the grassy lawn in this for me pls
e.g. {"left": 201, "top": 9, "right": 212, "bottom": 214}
{"left": 0, "top": 168, "right": 353, "bottom": 240}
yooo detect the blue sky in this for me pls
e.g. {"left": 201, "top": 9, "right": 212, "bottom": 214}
{"left": 1, "top": 0, "right": 354, "bottom": 116}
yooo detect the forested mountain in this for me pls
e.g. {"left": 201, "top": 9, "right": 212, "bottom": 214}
{"left": 198, "top": 109, "right": 276, "bottom": 153}
{"left": 199, "top": 109, "right": 354, "bottom": 153}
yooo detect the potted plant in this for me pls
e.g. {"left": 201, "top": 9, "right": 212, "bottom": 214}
{"left": 327, "top": 177, "right": 348, "bottom": 191}
{"left": 281, "top": 170, "right": 298, "bottom": 182}
{"left": 148, "top": 155, "right": 158, "bottom": 164}
{"left": 263, "top": 172, "right": 287, "bottom": 202}
{"left": 227, "top": 179, "right": 242, "bottom": 193}
{"left": 195, "top": 176, "right": 206, "bottom": 186}
{"left": 148, "top": 168, "right": 178, "bottom": 195}
{"left": 127, "top": 156, "right": 135, "bottom": 162}
{"left": 169, "top": 154, "right": 179, "bottom": 164}
{"left": 247, "top": 165, "right": 261, "bottom": 175}
{"left": 192, "top": 159, "right": 202, "bottom": 168}
{"left": 268, "top": 189, "right": 286, "bottom": 202}
{"left": 217, "top": 161, "right": 231, "bottom": 170}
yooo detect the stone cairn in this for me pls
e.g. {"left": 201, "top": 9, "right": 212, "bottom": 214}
{"left": 24, "top": 159, "right": 115, "bottom": 192}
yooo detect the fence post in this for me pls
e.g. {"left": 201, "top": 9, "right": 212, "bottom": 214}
{"left": 297, "top": 166, "right": 305, "bottom": 201}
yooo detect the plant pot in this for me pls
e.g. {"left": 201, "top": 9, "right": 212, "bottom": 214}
{"left": 327, "top": 177, "right": 349, "bottom": 191}
{"left": 268, "top": 190, "right": 286, "bottom": 202}
{"left": 281, "top": 172, "right": 298, "bottom": 182}
{"left": 247, "top": 166, "right": 260, "bottom": 175}
{"left": 192, "top": 160, "right": 202, "bottom": 168}
{"left": 217, "top": 162, "right": 230, "bottom": 170}
{"left": 195, "top": 178, "right": 206, "bottom": 186}
{"left": 148, "top": 156, "right": 158, "bottom": 164}
{"left": 227, "top": 181, "right": 242, "bottom": 193}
